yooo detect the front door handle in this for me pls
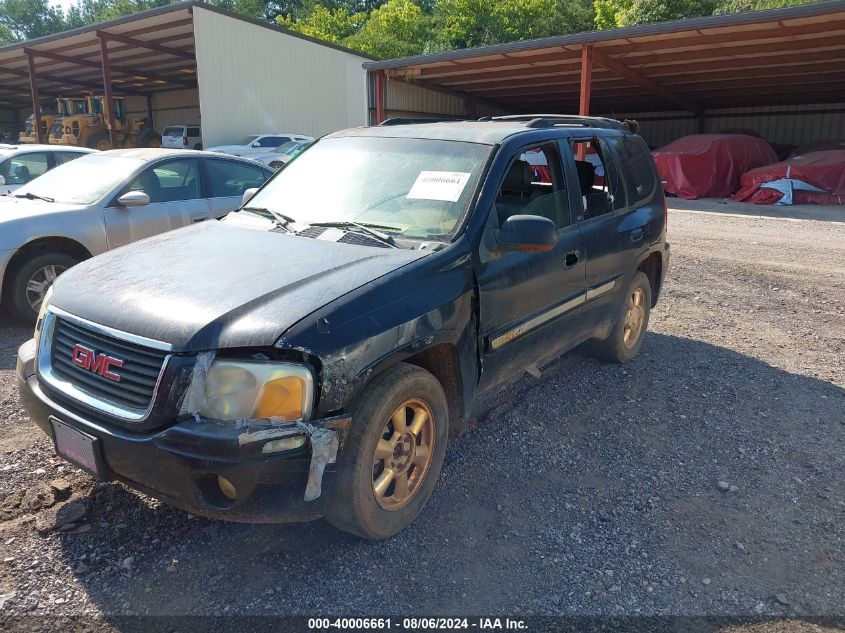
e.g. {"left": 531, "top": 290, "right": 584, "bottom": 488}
{"left": 192, "top": 215, "right": 208, "bottom": 223}
{"left": 630, "top": 227, "right": 644, "bottom": 242}
{"left": 564, "top": 250, "right": 580, "bottom": 268}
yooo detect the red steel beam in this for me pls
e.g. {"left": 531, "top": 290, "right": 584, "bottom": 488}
{"left": 375, "top": 70, "right": 385, "bottom": 125}
{"left": 577, "top": 44, "right": 592, "bottom": 160}
{"left": 98, "top": 33, "right": 116, "bottom": 147}
{"left": 26, "top": 52, "right": 44, "bottom": 143}
{"left": 98, "top": 30, "right": 194, "bottom": 60}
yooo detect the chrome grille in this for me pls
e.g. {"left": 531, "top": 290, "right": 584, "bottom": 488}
{"left": 50, "top": 317, "right": 168, "bottom": 411}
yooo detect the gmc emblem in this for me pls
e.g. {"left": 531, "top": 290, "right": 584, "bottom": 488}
{"left": 70, "top": 344, "right": 124, "bottom": 382}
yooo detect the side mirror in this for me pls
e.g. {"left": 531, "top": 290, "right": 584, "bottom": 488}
{"left": 117, "top": 191, "right": 150, "bottom": 207}
{"left": 242, "top": 188, "right": 258, "bottom": 207}
{"left": 251, "top": 142, "right": 261, "bottom": 148}
{"left": 496, "top": 215, "right": 557, "bottom": 253}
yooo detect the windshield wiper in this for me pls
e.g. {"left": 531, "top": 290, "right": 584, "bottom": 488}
{"left": 308, "top": 221, "right": 400, "bottom": 248}
{"left": 241, "top": 206, "right": 294, "bottom": 232}
{"left": 13, "top": 192, "right": 54, "bottom": 203}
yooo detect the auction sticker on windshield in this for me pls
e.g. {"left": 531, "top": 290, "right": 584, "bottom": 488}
{"left": 407, "top": 171, "right": 471, "bottom": 202}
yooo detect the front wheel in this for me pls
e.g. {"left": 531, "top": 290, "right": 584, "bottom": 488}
{"left": 7, "top": 252, "right": 79, "bottom": 323}
{"left": 325, "top": 363, "right": 448, "bottom": 540}
{"left": 588, "top": 270, "right": 652, "bottom": 363}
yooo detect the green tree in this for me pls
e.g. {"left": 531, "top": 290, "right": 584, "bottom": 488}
{"left": 594, "top": 0, "right": 814, "bottom": 28}
{"left": 0, "top": 0, "right": 67, "bottom": 44}
{"left": 277, "top": 4, "right": 367, "bottom": 43}
{"left": 346, "top": 0, "right": 430, "bottom": 57}
{"left": 433, "top": 0, "right": 594, "bottom": 49}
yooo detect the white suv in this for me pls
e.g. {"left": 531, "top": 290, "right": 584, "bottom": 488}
{"left": 161, "top": 125, "right": 203, "bottom": 150}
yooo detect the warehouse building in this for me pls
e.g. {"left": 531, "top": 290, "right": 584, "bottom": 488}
{"left": 0, "top": 2, "right": 370, "bottom": 148}
{"left": 363, "top": 0, "right": 845, "bottom": 151}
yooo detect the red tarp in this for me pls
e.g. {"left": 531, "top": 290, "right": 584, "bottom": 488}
{"left": 653, "top": 134, "right": 779, "bottom": 199}
{"left": 733, "top": 150, "right": 845, "bottom": 205}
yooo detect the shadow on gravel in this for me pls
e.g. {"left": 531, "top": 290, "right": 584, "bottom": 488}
{"left": 54, "top": 333, "right": 844, "bottom": 619}
{"left": 0, "top": 321, "right": 30, "bottom": 371}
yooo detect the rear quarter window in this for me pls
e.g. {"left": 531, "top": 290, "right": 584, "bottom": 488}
{"left": 608, "top": 136, "right": 657, "bottom": 206}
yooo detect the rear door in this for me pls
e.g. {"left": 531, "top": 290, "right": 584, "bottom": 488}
{"left": 475, "top": 141, "right": 586, "bottom": 394}
{"left": 568, "top": 134, "right": 656, "bottom": 330}
{"left": 105, "top": 157, "right": 210, "bottom": 247}
{"left": 202, "top": 158, "right": 270, "bottom": 218}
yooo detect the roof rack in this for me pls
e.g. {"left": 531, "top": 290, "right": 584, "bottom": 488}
{"left": 483, "top": 114, "right": 627, "bottom": 131}
{"left": 379, "top": 117, "right": 461, "bottom": 126}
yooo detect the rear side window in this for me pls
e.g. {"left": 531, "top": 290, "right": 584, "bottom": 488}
{"left": 205, "top": 160, "right": 267, "bottom": 198}
{"left": 258, "top": 136, "right": 286, "bottom": 148}
{"left": 606, "top": 136, "right": 656, "bottom": 206}
{"left": 188, "top": 127, "right": 200, "bottom": 137}
{"left": 569, "top": 139, "right": 625, "bottom": 219}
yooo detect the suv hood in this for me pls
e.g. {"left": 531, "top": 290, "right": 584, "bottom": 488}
{"left": 49, "top": 221, "right": 427, "bottom": 352}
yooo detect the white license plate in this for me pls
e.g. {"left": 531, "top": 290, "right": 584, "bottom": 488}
{"left": 50, "top": 417, "right": 103, "bottom": 478}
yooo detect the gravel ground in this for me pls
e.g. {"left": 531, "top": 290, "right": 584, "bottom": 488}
{"left": 0, "top": 209, "right": 843, "bottom": 630}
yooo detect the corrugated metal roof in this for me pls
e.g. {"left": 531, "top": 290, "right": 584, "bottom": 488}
{"left": 365, "top": 0, "right": 845, "bottom": 115}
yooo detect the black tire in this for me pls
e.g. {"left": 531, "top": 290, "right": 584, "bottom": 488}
{"left": 137, "top": 129, "right": 162, "bottom": 148}
{"left": 325, "top": 363, "right": 449, "bottom": 540}
{"left": 86, "top": 131, "right": 111, "bottom": 151}
{"left": 7, "top": 252, "right": 79, "bottom": 323}
{"left": 193, "top": 143, "right": 202, "bottom": 151}
{"left": 588, "top": 270, "right": 652, "bottom": 363}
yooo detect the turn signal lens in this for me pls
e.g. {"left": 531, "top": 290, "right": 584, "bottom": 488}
{"left": 255, "top": 376, "right": 305, "bottom": 419}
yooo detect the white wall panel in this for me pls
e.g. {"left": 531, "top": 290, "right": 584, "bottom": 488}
{"left": 193, "top": 7, "right": 368, "bottom": 147}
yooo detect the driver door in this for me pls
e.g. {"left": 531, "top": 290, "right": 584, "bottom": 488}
{"left": 475, "top": 142, "right": 586, "bottom": 394}
{"left": 105, "top": 158, "right": 209, "bottom": 248}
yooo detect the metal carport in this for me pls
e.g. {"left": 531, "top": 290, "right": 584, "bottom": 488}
{"left": 363, "top": 0, "right": 845, "bottom": 148}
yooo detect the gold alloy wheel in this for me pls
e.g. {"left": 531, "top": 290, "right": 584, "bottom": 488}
{"left": 371, "top": 399, "right": 435, "bottom": 511}
{"left": 623, "top": 287, "right": 646, "bottom": 349}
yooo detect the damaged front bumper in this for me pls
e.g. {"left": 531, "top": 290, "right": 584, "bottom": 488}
{"left": 16, "top": 338, "right": 350, "bottom": 523}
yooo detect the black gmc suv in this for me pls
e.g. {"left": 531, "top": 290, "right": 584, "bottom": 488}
{"left": 17, "top": 115, "right": 669, "bottom": 539}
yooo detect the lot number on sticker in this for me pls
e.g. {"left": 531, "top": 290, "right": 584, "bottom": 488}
{"left": 407, "top": 171, "right": 471, "bottom": 202}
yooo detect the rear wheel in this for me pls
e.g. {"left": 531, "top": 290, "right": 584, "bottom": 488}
{"left": 588, "top": 271, "right": 652, "bottom": 363}
{"left": 325, "top": 363, "right": 448, "bottom": 540}
{"left": 7, "top": 252, "right": 79, "bottom": 323}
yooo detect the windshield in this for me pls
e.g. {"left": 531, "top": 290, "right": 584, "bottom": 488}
{"left": 247, "top": 136, "right": 491, "bottom": 240}
{"left": 272, "top": 141, "right": 298, "bottom": 154}
{"left": 237, "top": 136, "right": 259, "bottom": 146}
{"left": 13, "top": 153, "right": 145, "bottom": 205}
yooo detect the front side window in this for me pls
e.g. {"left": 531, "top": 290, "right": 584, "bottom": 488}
{"left": 1, "top": 152, "right": 49, "bottom": 185}
{"left": 245, "top": 136, "right": 491, "bottom": 240}
{"left": 494, "top": 144, "right": 572, "bottom": 230}
{"left": 205, "top": 160, "right": 267, "bottom": 198}
{"left": 237, "top": 136, "right": 259, "bottom": 146}
{"left": 125, "top": 159, "right": 201, "bottom": 203}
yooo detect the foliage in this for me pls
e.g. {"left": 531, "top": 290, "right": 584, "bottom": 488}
{"left": 0, "top": 0, "right": 824, "bottom": 56}
{"left": 0, "top": 0, "right": 67, "bottom": 44}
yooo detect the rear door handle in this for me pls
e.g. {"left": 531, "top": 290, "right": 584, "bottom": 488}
{"left": 564, "top": 250, "right": 580, "bottom": 268}
{"left": 192, "top": 216, "right": 208, "bottom": 223}
{"left": 630, "top": 227, "right": 644, "bottom": 242}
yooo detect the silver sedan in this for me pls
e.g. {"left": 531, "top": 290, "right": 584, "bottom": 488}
{"left": 0, "top": 148, "right": 273, "bottom": 321}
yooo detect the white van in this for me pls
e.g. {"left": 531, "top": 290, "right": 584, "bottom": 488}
{"left": 161, "top": 124, "right": 202, "bottom": 150}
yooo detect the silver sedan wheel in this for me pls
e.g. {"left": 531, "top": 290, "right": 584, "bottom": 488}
{"left": 25, "top": 264, "right": 65, "bottom": 311}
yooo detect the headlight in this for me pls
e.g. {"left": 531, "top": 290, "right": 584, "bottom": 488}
{"left": 33, "top": 285, "right": 53, "bottom": 347}
{"left": 196, "top": 360, "right": 314, "bottom": 422}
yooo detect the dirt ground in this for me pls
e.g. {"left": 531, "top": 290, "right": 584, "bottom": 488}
{"left": 0, "top": 208, "right": 842, "bottom": 630}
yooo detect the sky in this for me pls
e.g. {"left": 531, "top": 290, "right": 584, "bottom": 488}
{"left": 50, "top": 0, "right": 76, "bottom": 13}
